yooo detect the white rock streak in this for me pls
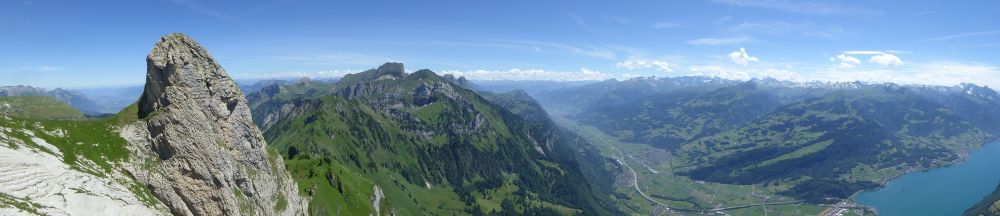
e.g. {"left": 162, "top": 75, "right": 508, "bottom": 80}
{"left": 0, "top": 127, "right": 162, "bottom": 215}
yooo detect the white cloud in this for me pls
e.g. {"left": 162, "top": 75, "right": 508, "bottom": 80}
{"left": 811, "top": 61, "right": 1000, "bottom": 88}
{"left": 688, "top": 36, "right": 753, "bottom": 45}
{"left": 616, "top": 59, "right": 674, "bottom": 72}
{"left": 687, "top": 65, "right": 801, "bottom": 81}
{"left": 757, "top": 68, "right": 800, "bottom": 81}
{"left": 832, "top": 51, "right": 903, "bottom": 67}
{"left": 914, "top": 30, "right": 1000, "bottom": 43}
{"left": 689, "top": 65, "right": 751, "bottom": 80}
{"left": 905, "top": 62, "right": 1000, "bottom": 87}
{"left": 869, "top": 53, "right": 903, "bottom": 66}
{"left": 650, "top": 22, "right": 681, "bottom": 29}
{"left": 442, "top": 68, "right": 636, "bottom": 81}
{"left": 830, "top": 54, "right": 861, "bottom": 68}
{"left": 728, "top": 48, "right": 759, "bottom": 65}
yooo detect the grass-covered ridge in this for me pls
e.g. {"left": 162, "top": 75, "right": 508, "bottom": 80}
{"left": 0, "top": 101, "right": 161, "bottom": 207}
{"left": 250, "top": 65, "right": 619, "bottom": 215}
{"left": 0, "top": 96, "right": 86, "bottom": 120}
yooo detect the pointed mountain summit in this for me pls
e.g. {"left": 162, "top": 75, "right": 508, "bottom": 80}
{"left": 121, "top": 33, "right": 306, "bottom": 215}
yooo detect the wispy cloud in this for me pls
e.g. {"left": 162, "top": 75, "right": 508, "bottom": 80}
{"left": 616, "top": 58, "right": 674, "bottom": 72}
{"left": 601, "top": 15, "right": 630, "bottom": 24}
{"left": 504, "top": 40, "right": 617, "bottom": 59}
{"left": 843, "top": 50, "right": 886, "bottom": 55}
{"left": 568, "top": 13, "right": 590, "bottom": 30}
{"left": 952, "top": 43, "right": 1000, "bottom": 48}
{"left": 442, "top": 68, "right": 636, "bottom": 81}
{"left": 910, "top": 10, "right": 937, "bottom": 17}
{"left": 388, "top": 39, "right": 618, "bottom": 59}
{"left": 413, "top": 41, "right": 538, "bottom": 51}
{"left": 650, "top": 21, "right": 681, "bottom": 29}
{"left": 914, "top": 30, "right": 1000, "bottom": 43}
{"left": 239, "top": 69, "right": 362, "bottom": 79}
{"left": 709, "top": 0, "right": 878, "bottom": 15}
{"left": 272, "top": 53, "right": 399, "bottom": 66}
{"left": 19, "top": 65, "right": 64, "bottom": 72}
{"left": 688, "top": 36, "right": 753, "bottom": 45}
{"left": 729, "top": 20, "right": 848, "bottom": 40}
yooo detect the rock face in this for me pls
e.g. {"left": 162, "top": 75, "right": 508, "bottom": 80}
{"left": 0, "top": 117, "right": 167, "bottom": 215}
{"left": 374, "top": 62, "right": 405, "bottom": 79}
{"left": 121, "top": 33, "right": 306, "bottom": 215}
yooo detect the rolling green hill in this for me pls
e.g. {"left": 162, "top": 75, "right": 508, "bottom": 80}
{"left": 249, "top": 63, "right": 619, "bottom": 215}
{"left": 674, "top": 86, "right": 990, "bottom": 203}
{"left": 538, "top": 77, "right": 1000, "bottom": 207}
{"left": 575, "top": 82, "right": 781, "bottom": 148}
{"left": 0, "top": 96, "right": 87, "bottom": 120}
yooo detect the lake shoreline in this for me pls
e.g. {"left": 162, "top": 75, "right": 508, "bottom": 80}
{"left": 852, "top": 138, "right": 1000, "bottom": 216}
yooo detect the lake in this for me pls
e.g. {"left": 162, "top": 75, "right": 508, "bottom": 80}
{"left": 856, "top": 141, "right": 1000, "bottom": 216}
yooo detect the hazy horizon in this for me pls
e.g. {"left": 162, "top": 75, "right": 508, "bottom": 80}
{"left": 2, "top": 0, "right": 999, "bottom": 88}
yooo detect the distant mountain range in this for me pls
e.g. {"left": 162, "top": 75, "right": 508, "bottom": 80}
{"left": 536, "top": 76, "right": 1000, "bottom": 204}
{"left": 0, "top": 85, "right": 106, "bottom": 115}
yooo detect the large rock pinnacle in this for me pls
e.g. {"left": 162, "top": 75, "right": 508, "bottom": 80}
{"left": 139, "top": 33, "right": 237, "bottom": 119}
{"left": 121, "top": 33, "right": 306, "bottom": 216}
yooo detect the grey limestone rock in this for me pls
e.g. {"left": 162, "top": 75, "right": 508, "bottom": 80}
{"left": 121, "top": 33, "right": 307, "bottom": 216}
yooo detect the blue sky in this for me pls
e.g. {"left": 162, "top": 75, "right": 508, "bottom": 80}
{"left": 1, "top": 0, "right": 999, "bottom": 88}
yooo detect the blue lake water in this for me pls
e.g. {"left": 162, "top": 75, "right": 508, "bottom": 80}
{"left": 856, "top": 141, "right": 1000, "bottom": 216}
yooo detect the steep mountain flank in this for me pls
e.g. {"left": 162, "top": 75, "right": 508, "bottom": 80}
{"left": 118, "top": 33, "right": 306, "bottom": 215}
{"left": 249, "top": 63, "right": 619, "bottom": 215}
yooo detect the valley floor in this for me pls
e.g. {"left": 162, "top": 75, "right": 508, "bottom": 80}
{"left": 552, "top": 116, "right": 871, "bottom": 216}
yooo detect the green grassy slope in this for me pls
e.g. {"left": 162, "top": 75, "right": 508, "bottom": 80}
{"left": 0, "top": 103, "right": 160, "bottom": 207}
{"left": 0, "top": 96, "right": 86, "bottom": 120}
{"left": 675, "top": 87, "right": 990, "bottom": 203}
{"left": 251, "top": 66, "right": 619, "bottom": 215}
{"left": 575, "top": 83, "right": 781, "bottom": 149}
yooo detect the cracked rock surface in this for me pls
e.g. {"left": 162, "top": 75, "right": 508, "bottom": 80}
{"left": 121, "top": 33, "right": 306, "bottom": 216}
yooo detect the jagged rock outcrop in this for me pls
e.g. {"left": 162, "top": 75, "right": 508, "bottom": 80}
{"left": 373, "top": 62, "right": 405, "bottom": 79}
{"left": 120, "top": 33, "right": 306, "bottom": 216}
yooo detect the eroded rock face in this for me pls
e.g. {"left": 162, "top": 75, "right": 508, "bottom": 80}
{"left": 122, "top": 33, "right": 306, "bottom": 216}
{"left": 374, "top": 62, "right": 405, "bottom": 79}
